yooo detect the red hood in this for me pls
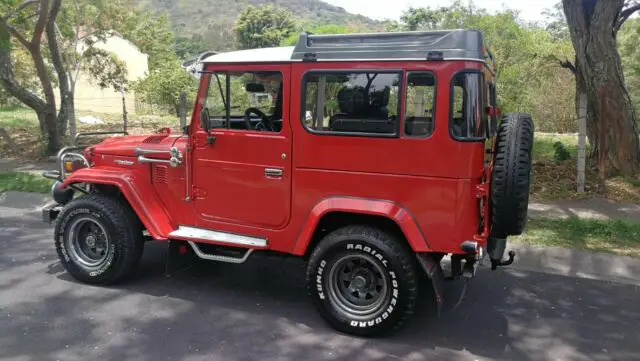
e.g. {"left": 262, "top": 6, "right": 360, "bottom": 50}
{"left": 90, "top": 134, "right": 183, "bottom": 157}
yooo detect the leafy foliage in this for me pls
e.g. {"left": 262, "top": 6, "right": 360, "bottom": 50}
{"left": 235, "top": 5, "right": 296, "bottom": 50}
{"left": 82, "top": 48, "right": 128, "bottom": 92}
{"left": 132, "top": 60, "right": 198, "bottom": 114}
{"left": 553, "top": 141, "right": 572, "bottom": 162}
{"left": 618, "top": 18, "right": 640, "bottom": 120}
{"left": 282, "top": 24, "right": 357, "bottom": 46}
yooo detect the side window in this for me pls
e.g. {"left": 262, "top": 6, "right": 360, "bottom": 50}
{"left": 404, "top": 72, "right": 436, "bottom": 137}
{"left": 302, "top": 72, "right": 400, "bottom": 136}
{"left": 203, "top": 71, "right": 282, "bottom": 132}
{"left": 450, "top": 72, "right": 486, "bottom": 140}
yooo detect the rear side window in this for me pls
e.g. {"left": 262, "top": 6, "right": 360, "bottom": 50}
{"left": 404, "top": 72, "right": 436, "bottom": 137}
{"left": 450, "top": 72, "right": 487, "bottom": 140}
{"left": 302, "top": 72, "right": 400, "bottom": 136}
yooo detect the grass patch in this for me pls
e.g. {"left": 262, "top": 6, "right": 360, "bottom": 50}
{"left": 512, "top": 217, "right": 640, "bottom": 257}
{"left": 0, "top": 171, "right": 54, "bottom": 193}
{"left": 533, "top": 133, "right": 586, "bottom": 163}
{"left": 0, "top": 106, "right": 39, "bottom": 128}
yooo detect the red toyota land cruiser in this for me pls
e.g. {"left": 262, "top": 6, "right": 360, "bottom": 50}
{"left": 43, "top": 30, "right": 534, "bottom": 336}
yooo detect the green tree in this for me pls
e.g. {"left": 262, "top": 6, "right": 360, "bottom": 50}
{"left": 235, "top": 5, "right": 296, "bottom": 49}
{"left": 282, "top": 24, "right": 354, "bottom": 46}
{"left": 1, "top": 0, "right": 64, "bottom": 153}
{"left": 132, "top": 60, "right": 198, "bottom": 115}
{"left": 174, "top": 34, "right": 207, "bottom": 59}
{"left": 400, "top": 6, "right": 449, "bottom": 30}
{"left": 618, "top": 18, "right": 640, "bottom": 120}
{"left": 0, "top": 0, "right": 178, "bottom": 151}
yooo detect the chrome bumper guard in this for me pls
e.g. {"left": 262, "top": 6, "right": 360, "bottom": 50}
{"left": 44, "top": 131, "right": 128, "bottom": 181}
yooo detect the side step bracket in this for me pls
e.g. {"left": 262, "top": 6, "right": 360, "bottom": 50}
{"left": 187, "top": 241, "right": 253, "bottom": 264}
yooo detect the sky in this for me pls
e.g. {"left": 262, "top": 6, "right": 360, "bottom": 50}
{"left": 323, "top": 0, "right": 559, "bottom": 23}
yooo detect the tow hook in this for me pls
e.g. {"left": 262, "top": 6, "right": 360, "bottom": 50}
{"left": 490, "top": 250, "right": 516, "bottom": 270}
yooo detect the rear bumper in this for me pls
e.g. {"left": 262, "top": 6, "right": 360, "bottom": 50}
{"left": 42, "top": 202, "right": 61, "bottom": 224}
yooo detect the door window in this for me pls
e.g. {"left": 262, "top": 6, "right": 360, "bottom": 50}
{"left": 203, "top": 71, "right": 283, "bottom": 132}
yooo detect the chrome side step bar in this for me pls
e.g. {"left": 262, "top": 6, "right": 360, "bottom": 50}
{"left": 168, "top": 225, "right": 268, "bottom": 248}
{"left": 169, "top": 226, "right": 267, "bottom": 248}
{"left": 187, "top": 241, "right": 253, "bottom": 264}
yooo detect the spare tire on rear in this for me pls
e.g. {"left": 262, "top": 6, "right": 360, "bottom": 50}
{"left": 490, "top": 112, "right": 534, "bottom": 237}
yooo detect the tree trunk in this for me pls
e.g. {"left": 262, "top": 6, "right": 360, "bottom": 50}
{"left": 574, "top": 63, "right": 599, "bottom": 156}
{"left": 57, "top": 91, "right": 75, "bottom": 141}
{"left": 563, "top": 0, "right": 640, "bottom": 176}
{"left": 43, "top": 110, "right": 61, "bottom": 153}
{"left": 48, "top": 0, "right": 74, "bottom": 141}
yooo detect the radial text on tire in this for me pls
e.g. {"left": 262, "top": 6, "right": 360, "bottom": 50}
{"left": 306, "top": 225, "right": 419, "bottom": 336}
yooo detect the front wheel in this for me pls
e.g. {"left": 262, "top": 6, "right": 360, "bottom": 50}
{"left": 306, "top": 225, "right": 419, "bottom": 336}
{"left": 54, "top": 193, "right": 144, "bottom": 285}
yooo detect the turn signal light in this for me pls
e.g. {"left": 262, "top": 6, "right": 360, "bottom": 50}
{"left": 64, "top": 161, "right": 74, "bottom": 172}
{"left": 63, "top": 159, "right": 86, "bottom": 173}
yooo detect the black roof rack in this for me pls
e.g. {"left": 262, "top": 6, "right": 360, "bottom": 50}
{"left": 291, "top": 29, "right": 488, "bottom": 62}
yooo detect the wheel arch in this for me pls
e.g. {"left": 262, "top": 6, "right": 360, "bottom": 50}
{"left": 62, "top": 168, "right": 175, "bottom": 239}
{"left": 293, "top": 197, "right": 431, "bottom": 257}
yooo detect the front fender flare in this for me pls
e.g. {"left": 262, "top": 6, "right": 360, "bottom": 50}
{"left": 62, "top": 167, "right": 174, "bottom": 239}
{"left": 292, "top": 197, "right": 431, "bottom": 255}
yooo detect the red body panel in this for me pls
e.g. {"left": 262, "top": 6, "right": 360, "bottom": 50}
{"left": 62, "top": 165, "right": 175, "bottom": 239}
{"left": 291, "top": 197, "right": 431, "bottom": 254}
{"left": 65, "top": 59, "right": 493, "bottom": 256}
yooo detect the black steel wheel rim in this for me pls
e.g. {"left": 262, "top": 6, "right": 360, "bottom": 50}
{"left": 326, "top": 253, "right": 390, "bottom": 320}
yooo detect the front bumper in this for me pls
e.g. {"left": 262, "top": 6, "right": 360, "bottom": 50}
{"left": 42, "top": 202, "right": 62, "bottom": 224}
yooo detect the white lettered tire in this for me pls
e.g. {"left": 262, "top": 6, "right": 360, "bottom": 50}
{"left": 54, "top": 193, "right": 144, "bottom": 285}
{"left": 306, "top": 225, "right": 418, "bottom": 336}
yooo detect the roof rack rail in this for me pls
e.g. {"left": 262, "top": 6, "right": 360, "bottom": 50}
{"left": 291, "top": 29, "right": 487, "bottom": 62}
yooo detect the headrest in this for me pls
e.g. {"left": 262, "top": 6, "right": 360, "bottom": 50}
{"left": 337, "top": 86, "right": 368, "bottom": 114}
{"left": 369, "top": 87, "right": 390, "bottom": 108}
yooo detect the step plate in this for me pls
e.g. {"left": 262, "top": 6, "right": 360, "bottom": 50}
{"left": 169, "top": 226, "right": 268, "bottom": 248}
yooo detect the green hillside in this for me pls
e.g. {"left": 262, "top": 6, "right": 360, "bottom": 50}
{"left": 136, "top": 0, "right": 379, "bottom": 51}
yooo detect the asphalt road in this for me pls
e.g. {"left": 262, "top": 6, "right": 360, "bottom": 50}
{"left": 1, "top": 200, "right": 639, "bottom": 361}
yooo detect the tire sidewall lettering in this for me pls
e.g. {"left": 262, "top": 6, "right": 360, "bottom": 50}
{"left": 315, "top": 242, "right": 400, "bottom": 329}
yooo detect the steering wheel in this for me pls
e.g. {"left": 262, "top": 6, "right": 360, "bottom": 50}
{"left": 244, "top": 107, "right": 274, "bottom": 131}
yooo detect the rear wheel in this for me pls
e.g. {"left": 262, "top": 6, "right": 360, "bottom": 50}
{"left": 54, "top": 193, "right": 144, "bottom": 285}
{"left": 306, "top": 225, "right": 418, "bottom": 336}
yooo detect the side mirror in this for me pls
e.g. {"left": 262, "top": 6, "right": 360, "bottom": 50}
{"left": 200, "top": 107, "right": 210, "bottom": 131}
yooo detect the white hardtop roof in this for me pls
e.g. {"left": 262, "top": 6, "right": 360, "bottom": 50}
{"left": 202, "top": 46, "right": 295, "bottom": 63}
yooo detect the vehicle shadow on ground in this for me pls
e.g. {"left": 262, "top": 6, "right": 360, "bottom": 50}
{"left": 1, "top": 219, "right": 639, "bottom": 361}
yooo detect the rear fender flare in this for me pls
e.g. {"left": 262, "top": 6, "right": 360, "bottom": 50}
{"left": 292, "top": 197, "right": 431, "bottom": 255}
{"left": 62, "top": 168, "right": 174, "bottom": 239}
